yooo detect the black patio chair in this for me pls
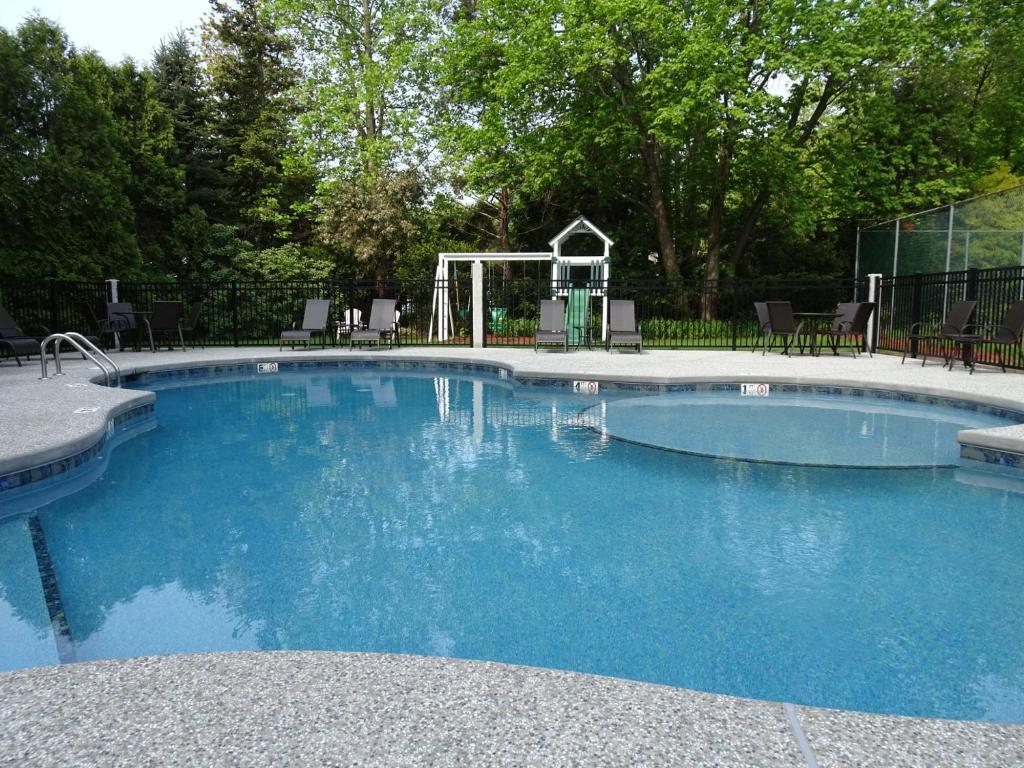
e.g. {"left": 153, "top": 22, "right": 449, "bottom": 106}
{"left": 180, "top": 300, "right": 206, "bottom": 349}
{"left": 534, "top": 298, "right": 568, "bottom": 352}
{"left": 752, "top": 302, "right": 771, "bottom": 353}
{"left": 944, "top": 300, "right": 1024, "bottom": 373}
{"left": 983, "top": 300, "right": 1024, "bottom": 372}
{"left": 901, "top": 300, "right": 976, "bottom": 367}
{"left": 820, "top": 302, "right": 875, "bottom": 358}
{"left": 107, "top": 302, "right": 146, "bottom": 350}
{"left": 280, "top": 299, "right": 331, "bottom": 350}
{"left": 763, "top": 301, "right": 805, "bottom": 356}
{"left": 144, "top": 301, "right": 185, "bottom": 352}
{"left": 0, "top": 304, "right": 42, "bottom": 366}
{"left": 607, "top": 299, "right": 643, "bottom": 352}
{"left": 350, "top": 298, "right": 397, "bottom": 350}
{"left": 77, "top": 302, "right": 118, "bottom": 350}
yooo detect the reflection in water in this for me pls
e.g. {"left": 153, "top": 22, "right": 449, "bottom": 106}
{"left": 0, "top": 372, "right": 1022, "bottom": 723}
{"left": 599, "top": 392, "right": 1014, "bottom": 467}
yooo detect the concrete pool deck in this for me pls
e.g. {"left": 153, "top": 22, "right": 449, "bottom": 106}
{"left": 1, "top": 346, "right": 1023, "bottom": 766}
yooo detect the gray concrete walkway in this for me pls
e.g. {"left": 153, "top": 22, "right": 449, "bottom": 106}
{"left": 1, "top": 347, "right": 1023, "bottom": 766}
{"left": 1, "top": 652, "right": 1022, "bottom": 768}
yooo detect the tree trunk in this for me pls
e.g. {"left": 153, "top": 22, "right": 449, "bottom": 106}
{"left": 612, "top": 62, "right": 679, "bottom": 282}
{"left": 638, "top": 135, "right": 679, "bottom": 281}
{"left": 497, "top": 186, "right": 512, "bottom": 280}
{"left": 703, "top": 141, "right": 732, "bottom": 320}
{"left": 730, "top": 188, "right": 770, "bottom": 271}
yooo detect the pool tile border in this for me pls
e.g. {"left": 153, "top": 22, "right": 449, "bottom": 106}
{"left": 0, "top": 403, "right": 154, "bottom": 496}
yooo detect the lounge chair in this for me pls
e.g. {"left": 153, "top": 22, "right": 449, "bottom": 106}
{"left": 763, "top": 301, "right": 805, "bottom": 356}
{"left": 0, "top": 304, "right": 42, "bottom": 366}
{"left": 534, "top": 299, "right": 567, "bottom": 352}
{"left": 350, "top": 298, "right": 397, "bottom": 350}
{"left": 943, "top": 300, "right": 1024, "bottom": 373}
{"left": 606, "top": 299, "right": 643, "bottom": 352}
{"left": 901, "top": 300, "right": 976, "bottom": 367}
{"left": 280, "top": 299, "right": 331, "bottom": 350}
{"left": 820, "top": 302, "right": 875, "bottom": 358}
{"left": 144, "top": 301, "right": 185, "bottom": 352}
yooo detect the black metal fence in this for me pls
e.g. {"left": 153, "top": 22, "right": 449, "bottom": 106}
{"left": 0, "top": 277, "right": 473, "bottom": 347}
{"left": 877, "top": 266, "right": 1024, "bottom": 369}
{"left": 1, "top": 267, "right": 1022, "bottom": 368}
{"left": 483, "top": 273, "right": 865, "bottom": 349}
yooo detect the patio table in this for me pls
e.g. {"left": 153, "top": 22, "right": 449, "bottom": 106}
{"left": 793, "top": 312, "right": 842, "bottom": 356}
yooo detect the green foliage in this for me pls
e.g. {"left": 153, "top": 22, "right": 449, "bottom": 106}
{"left": 2, "top": 0, "right": 1024, "bottom": 285}
{"left": 0, "top": 18, "right": 142, "bottom": 279}
{"left": 317, "top": 170, "right": 424, "bottom": 283}
{"left": 202, "top": 0, "right": 315, "bottom": 249}
{"left": 266, "top": 0, "right": 433, "bottom": 176}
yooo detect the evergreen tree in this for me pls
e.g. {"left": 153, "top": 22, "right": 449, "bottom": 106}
{"left": 202, "top": 0, "right": 315, "bottom": 251}
{"left": 0, "top": 18, "right": 140, "bottom": 279}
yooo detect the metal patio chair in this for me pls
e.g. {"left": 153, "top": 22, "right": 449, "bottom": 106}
{"left": 180, "top": 300, "right": 206, "bottom": 349}
{"left": 350, "top": 298, "right": 397, "bottom": 350}
{"left": 144, "top": 301, "right": 186, "bottom": 352}
{"left": 763, "top": 301, "right": 806, "bottom": 356}
{"left": 280, "top": 299, "right": 331, "bottom": 350}
{"left": 534, "top": 299, "right": 568, "bottom": 352}
{"left": 901, "top": 300, "right": 976, "bottom": 367}
{"left": 820, "top": 302, "right": 875, "bottom": 358}
{"left": 606, "top": 299, "right": 643, "bottom": 352}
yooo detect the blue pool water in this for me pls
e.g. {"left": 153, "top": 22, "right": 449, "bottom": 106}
{"left": 1, "top": 369, "right": 1023, "bottom": 722}
{"left": 600, "top": 391, "right": 1013, "bottom": 467}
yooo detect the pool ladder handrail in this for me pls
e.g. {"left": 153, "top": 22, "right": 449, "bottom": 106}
{"left": 40, "top": 333, "right": 121, "bottom": 388}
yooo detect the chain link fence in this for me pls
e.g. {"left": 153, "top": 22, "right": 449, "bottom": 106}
{"left": 857, "top": 184, "right": 1024, "bottom": 279}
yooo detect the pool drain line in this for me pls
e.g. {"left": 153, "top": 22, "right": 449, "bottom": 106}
{"left": 784, "top": 702, "right": 820, "bottom": 768}
{"left": 27, "top": 515, "right": 76, "bottom": 664}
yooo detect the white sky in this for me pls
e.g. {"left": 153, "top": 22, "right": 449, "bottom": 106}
{"left": 0, "top": 0, "right": 211, "bottom": 64}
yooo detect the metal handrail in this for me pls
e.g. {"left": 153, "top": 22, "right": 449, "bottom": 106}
{"left": 40, "top": 334, "right": 116, "bottom": 387}
{"left": 63, "top": 332, "right": 121, "bottom": 387}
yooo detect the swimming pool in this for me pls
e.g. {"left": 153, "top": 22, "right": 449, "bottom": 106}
{"left": 1, "top": 366, "right": 1023, "bottom": 723}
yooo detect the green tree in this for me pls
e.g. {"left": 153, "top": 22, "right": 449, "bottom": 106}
{"left": 202, "top": 0, "right": 315, "bottom": 250}
{"left": 151, "top": 31, "right": 226, "bottom": 217}
{"left": 437, "top": 0, "right": 920, "bottom": 308}
{"left": 266, "top": 0, "right": 433, "bottom": 174}
{"left": 108, "top": 59, "right": 191, "bottom": 277}
{"left": 0, "top": 17, "right": 140, "bottom": 279}
{"left": 317, "top": 170, "right": 424, "bottom": 285}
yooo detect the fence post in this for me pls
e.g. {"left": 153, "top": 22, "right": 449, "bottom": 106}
{"left": 730, "top": 277, "right": 739, "bottom": 351}
{"left": 106, "top": 278, "right": 119, "bottom": 303}
{"left": 853, "top": 225, "right": 861, "bottom": 292}
{"left": 471, "top": 260, "right": 484, "bottom": 348}
{"left": 892, "top": 219, "right": 900, "bottom": 277}
{"left": 944, "top": 204, "right": 954, "bottom": 273}
{"left": 909, "top": 274, "right": 922, "bottom": 359}
{"left": 867, "top": 273, "right": 882, "bottom": 353}
{"left": 966, "top": 267, "right": 979, "bottom": 301}
{"left": 231, "top": 281, "right": 240, "bottom": 347}
{"left": 47, "top": 279, "right": 60, "bottom": 332}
